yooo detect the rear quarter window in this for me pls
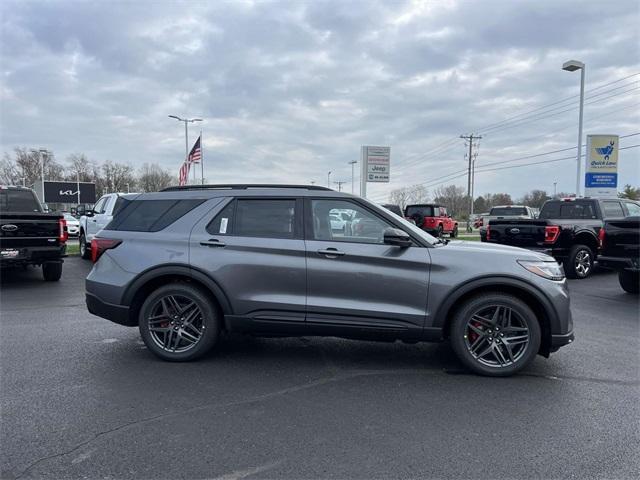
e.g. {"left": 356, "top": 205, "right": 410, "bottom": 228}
{"left": 106, "top": 199, "right": 204, "bottom": 232}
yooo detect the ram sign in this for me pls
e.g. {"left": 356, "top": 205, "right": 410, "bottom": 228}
{"left": 585, "top": 134, "right": 619, "bottom": 198}
{"left": 39, "top": 181, "right": 96, "bottom": 204}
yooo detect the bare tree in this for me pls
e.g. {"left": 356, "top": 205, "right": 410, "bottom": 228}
{"left": 65, "top": 153, "right": 98, "bottom": 183}
{"left": 519, "top": 190, "right": 549, "bottom": 209}
{"left": 138, "top": 163, "right": 173, "bottom": 192}
{"left": 433, "top": 184, "right": 468, "bottom": 218}
{"left": 388, "top": 184, "right": 429, "bottom": 210}
{"left": 0, "top": 153, "right": 21, "bottom": 185}
{"left": 101, "top": 160, "right": 136, "bottom": 194}
{"left": 1, "top": 148, "right": 64, "bottom": 187}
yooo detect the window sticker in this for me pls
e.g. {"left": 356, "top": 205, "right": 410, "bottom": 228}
{"left": 220, "top": 218, "right": 228, "bottom": 234}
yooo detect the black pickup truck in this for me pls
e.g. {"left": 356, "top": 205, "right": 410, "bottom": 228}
{"left": 486, "top": 198, "right": 640, "bottom": 279}
{"left": 597, "top": 217, "right": 639, "bottom": 293}
{"left": 0, "top": 185, "right": 67, "bottom": 281}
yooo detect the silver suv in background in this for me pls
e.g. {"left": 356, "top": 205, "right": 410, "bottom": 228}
{"left": 85, "top": 185, "right": 574, "bottom": 376}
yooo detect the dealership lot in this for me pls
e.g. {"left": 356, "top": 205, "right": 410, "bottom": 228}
{"left": 1, "top": 257, "right": 638, "bottom": 479}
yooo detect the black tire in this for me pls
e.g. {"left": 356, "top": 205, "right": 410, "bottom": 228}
{"left": 449, "top": 293, "right": 541, "bottom": 377}
{"left": 563, "top": 244, "right": 594, "bottom": 279}
{"left": 79, "top": 233, "right": 91, "bottom": 260}
{"left": 139, "top": 283, "right": 220, "bottom": 362}
{"left": 42, "top": 262, "right": 62, "bottom": 281}
{"left": 451, "top": 226, "right": 458, "bottom": 238}
{"left": 437, "top": 225, "right": 443, "bottom": 238}
{"left": 618, "top": 270, "right": 639, "bottom": 294}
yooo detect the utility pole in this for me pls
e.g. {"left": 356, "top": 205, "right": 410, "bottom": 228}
{"left": 460, "top": 134, "right": 482, "bottom": 232}
{"left": 348, "top": 160, "right": 357, "bottom": 194}
{"left": 334, "top": 181, "right": 346, "bottom": 192}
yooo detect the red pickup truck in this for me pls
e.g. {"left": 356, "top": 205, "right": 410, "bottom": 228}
{"left": 405, "top": 204, "right": 458, "bottom": 238}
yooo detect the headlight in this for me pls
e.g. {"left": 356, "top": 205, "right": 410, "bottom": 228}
{"left": 518, "top": 260, "right": 565, "bottom": 281}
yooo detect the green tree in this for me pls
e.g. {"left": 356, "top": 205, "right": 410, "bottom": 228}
{"left": 618, "top": 184, "right": 640, "bottom": 200}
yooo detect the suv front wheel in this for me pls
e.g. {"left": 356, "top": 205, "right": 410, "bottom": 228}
{"left": 139, "top": 283, "right": 220, "bottom": 361}
{"left": 450, "top": 294, "right": 541, "bottom": 376}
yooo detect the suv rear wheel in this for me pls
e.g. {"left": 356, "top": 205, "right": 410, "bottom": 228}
{"left": 139, "top": 283, "right": 220, "bottom": 361}
{"left": 564, "top": 244, "right": 593, "bottom": 279}
{"left": 450, "top": 293, "right": 541, "bottom": 376}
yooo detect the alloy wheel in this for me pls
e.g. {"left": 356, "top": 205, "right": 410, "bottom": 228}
{"left": 464, "top": 305, "right": 530, "bottom": 368}
{"left": 147, "top": 294, "right": 205, "bottom": 353}
{"left": 574, "top": 250, "right": 592, "bottom": 277}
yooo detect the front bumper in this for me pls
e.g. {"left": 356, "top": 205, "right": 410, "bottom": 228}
{"left": 86, "top": 292, "right": 133, "bottom": 326}
{"left": 550, "top": 330, "right": 575, "bottom": 352}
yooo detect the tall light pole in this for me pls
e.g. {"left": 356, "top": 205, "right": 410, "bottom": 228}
{"left": 168, "top": 115, "right": 202, "bottom": 184}
{"left": 31, "top": 148, "right": 48, "bottom": 203}
{"left": 348, "top": 160, "right": 357, "bottom": 194}
{"left": 327, "top": 171, "right": 332, "bottom": 188}
{"left": 562, "top": 60, "right": 585, "bottom": 197}
{"left": 553, "top": 182, "right": 557, "bottom": 197}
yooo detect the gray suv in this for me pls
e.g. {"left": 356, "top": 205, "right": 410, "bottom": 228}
{"left": 86, "top": 185, "right": 574, "bottom": 376}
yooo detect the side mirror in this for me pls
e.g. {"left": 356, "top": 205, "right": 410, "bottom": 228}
{"left": 383, "top": 228, "right": 412, "bottom": 248}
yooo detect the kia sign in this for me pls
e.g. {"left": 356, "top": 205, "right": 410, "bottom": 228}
{"left": 585, "top": 134, "right": 619, "bottom": 198}
{"left": 42, "top": 181, "right": 96, "bottom": 203}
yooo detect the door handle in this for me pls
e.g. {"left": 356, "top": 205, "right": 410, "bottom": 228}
{"left": 317, "top": 248, "right": 345, "bottom": 257}
{"left": 200, "top": 239, "right": 226, "bottom": 248}
{"left": 91, "top": 219, "right": 97, "bottom": 222}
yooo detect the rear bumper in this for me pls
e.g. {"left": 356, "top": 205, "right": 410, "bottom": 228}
{"left": 0, "top": 245, "right": 66, "bottom": 266}
{"left": 597, "top": 255, "right": 639, "bottom": 271}
{"left": 86, "top": 292, "right": 133, "bottom": 326}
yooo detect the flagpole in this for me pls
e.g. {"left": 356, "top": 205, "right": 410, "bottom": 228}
{"left": 200, "top": 130, "right": 204, "bottom": 185}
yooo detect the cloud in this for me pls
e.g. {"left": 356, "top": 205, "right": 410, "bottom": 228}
{"left": 1, "top": 0, "right": 638, "bottom": 199}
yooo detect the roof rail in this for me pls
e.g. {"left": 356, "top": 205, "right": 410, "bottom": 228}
{"left": 161, "top": 184, "right": 333, "bottom": 192}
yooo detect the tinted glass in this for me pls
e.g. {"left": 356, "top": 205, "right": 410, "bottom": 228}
{"left": 207, "top": 200, "right": 235, "bottom": 235}
{"left": 601, "top": 201, "right": 624, "bottom": 218}
{"left": 108, "top": 199, "right": 203, "bottom": 232}
{"left": 405, "top": 205, "right": 434, "bottom": 217}
{"left": 0, "top": 189, "right": 42, "bottom": 212}
{"left": 93, "top": 197, "right": 107, "bottom": 214}
{"left": 235, "top": 199, "right": 296, "bottom": 238}
{"left": 624, "top": 202, "right": 640, "bottom": 216}
{"left": 490, "top": 207, "right": 527, "bottom": 216}
{"left": 312, "top": 199, "right": 392, "bottom": 244}
{"left": 539, "top": 201, "right": 596, "bottom": 219}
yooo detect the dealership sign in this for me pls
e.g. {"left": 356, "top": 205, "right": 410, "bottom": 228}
{"left": 584, "top": 134, "right": 619, "bottom": 198}
{"left": 361, "top": 146, "right": 390, "bottom": 183}
{"left": 43, "top": 181, "right": 96, "bottom": 203}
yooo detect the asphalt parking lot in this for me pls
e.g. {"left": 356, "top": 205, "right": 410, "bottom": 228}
{"left": 1, "top": 256, "right": 638, "bottom": 479}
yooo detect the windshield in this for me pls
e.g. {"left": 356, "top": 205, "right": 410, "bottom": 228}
{"left": 490, "top": 207, "right": 527, "bottom": 216}
{"left": 0, "top": 189, "right": 42, "bottom": 213}
{"left": 405, "top": 205, "right": 434, "bottom": 217}
{"left": 63, "top": 213, "right": 78, "bottom": 221}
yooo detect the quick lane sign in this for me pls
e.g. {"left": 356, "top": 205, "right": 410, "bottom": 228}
{"left": 585, "top": 134, "right": 618, "bottom": 198}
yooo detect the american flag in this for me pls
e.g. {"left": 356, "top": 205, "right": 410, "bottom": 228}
{"left": 188, "top": 136, "right": 202, "bottom": 164}
{"left": 178, "top": 135, "right": 202, "bottom": 186}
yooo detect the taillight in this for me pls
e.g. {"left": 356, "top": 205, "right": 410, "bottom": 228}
{"left": 91, "top": 238, "right": 122, "bottom": 263}
{"left": 58, "top": 218, "right": 68, "bottom": 243}
{"left": 598, "top": 228, "right": 606, "bottom": 249}
{"left": 544, "top": 225, "right": 561, "bottom": 244}
{"left": 486, "top": 226, "right": 491, "bottom": 240}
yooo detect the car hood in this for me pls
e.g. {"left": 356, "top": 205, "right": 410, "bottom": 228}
{"left": 442, "top": 240, "right": 554, "bottom": 261}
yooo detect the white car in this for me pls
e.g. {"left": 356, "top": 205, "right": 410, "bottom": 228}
{"left": 63, "top": 213, "right": 80, "bottom": 237}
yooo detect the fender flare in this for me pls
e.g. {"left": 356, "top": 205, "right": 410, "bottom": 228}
{"left": 431, "top": 275, "right": 561, "bottom": 333}
{"left": 122, "top": 263, "right": 233, "bottom": 315}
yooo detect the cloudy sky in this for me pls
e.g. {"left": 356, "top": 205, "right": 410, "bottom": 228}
{"left": 1, "top": 0, "right": 638, "bottom": 201}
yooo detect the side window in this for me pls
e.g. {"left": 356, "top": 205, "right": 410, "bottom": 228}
{"left": 234, "top": 199, "right": 297, "bottom": 238}
{"left": 601, "top": 201, "right": 624, "bottom": 218}
{"left": 311, "top": 199, "right": 393, "bottom": 244}
{"left": 107, "top": 200, "right": 204, "bottom": 232}
{"left": 440, "top": 207, "right": 447, "bottom": 217}
{"left": 207, "top": 200, "right": 235, "bottom": 235}
{"left": 623, "top": 202, "right": 640, "bottom": 216}
{"left": 93, "top": 197, "right": 106, "bottom": 214}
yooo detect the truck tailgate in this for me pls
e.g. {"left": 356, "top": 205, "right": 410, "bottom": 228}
{"left": 0, "top": 214, "right": 61, "bottom": 249}
{"left": 488, "top": 219, "right": 548, "bottom": 247}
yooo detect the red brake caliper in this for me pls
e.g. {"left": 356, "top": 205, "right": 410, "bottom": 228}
{"left": 468, "top": 321, "right": 482, "bottom": 343}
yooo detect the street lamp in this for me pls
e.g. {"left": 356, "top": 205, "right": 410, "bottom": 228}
{"left": 348, "top": 160, "right": 357, "bottom": 194}
{"left": 30, "top": 148, "right": 48, "bottom": 203}
{"left": 562, "top": 60, "right": 585, "bottom": 197}
{"left": 168, "top": 115, "right": 203, "bottom": 184}
{"left": 327, "top": 171, "right": 332, "bottom": 188}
